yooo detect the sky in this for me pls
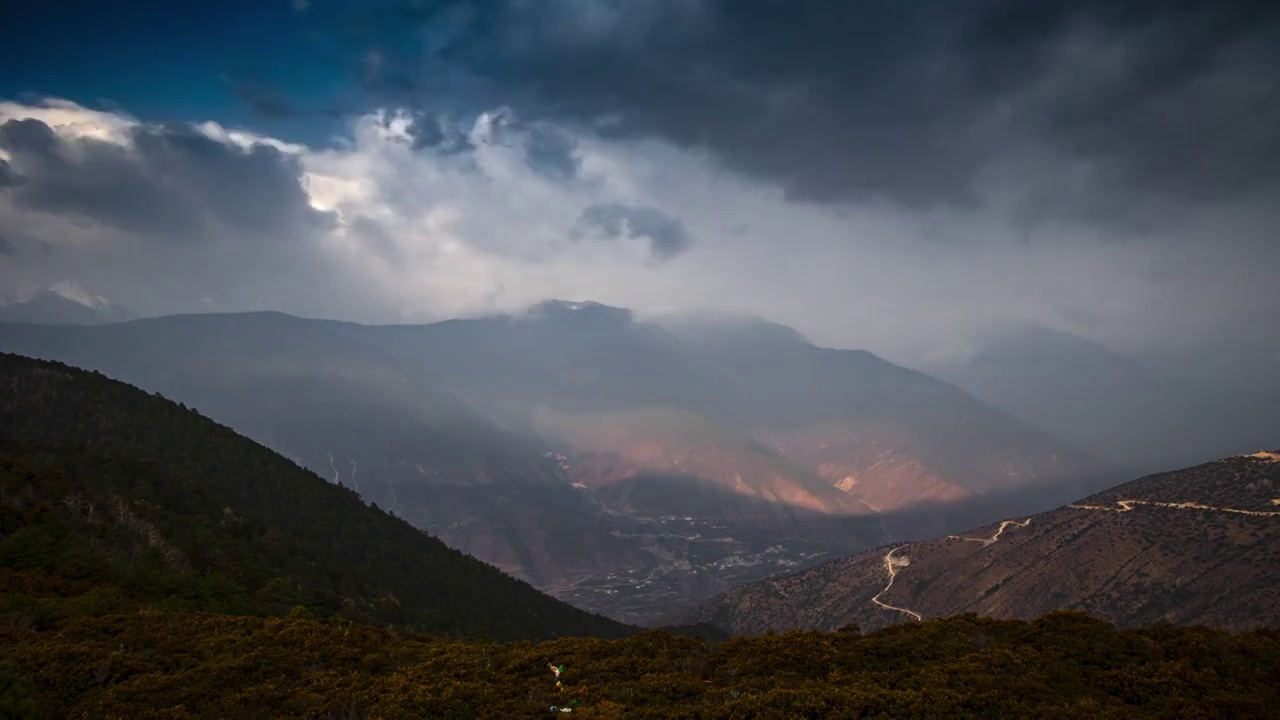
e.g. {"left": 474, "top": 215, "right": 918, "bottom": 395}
{"left": 0, "top": 0, "right": 1278, "bottom": 365}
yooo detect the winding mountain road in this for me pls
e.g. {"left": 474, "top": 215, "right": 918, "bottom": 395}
{"left": 867, "top": 486, "right": 1280, "bottom": 626}
{"left": 873, "top": 515, "right": 1034, "bottom": 623}
{"left": 862, "top": 453, "right": 1280, "bottom": 627}
{"left": 870, "top": 545, "right": 923, "bottom": 622}
{"left": 1069, "top": 499, "right": 1280, "bottom": 517}
{"left": 947, "top": 518, "right": 1032, "bottom": 546}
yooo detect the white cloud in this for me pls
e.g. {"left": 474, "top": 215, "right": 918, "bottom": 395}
{"left": 193, "top": 121, "right": 308, "bottom": 155}
{"left": 0, "top": 98, "right": 137, "bottom": 147}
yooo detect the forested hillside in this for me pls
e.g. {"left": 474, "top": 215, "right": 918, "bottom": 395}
{"left": 0, "top": 353, "right": 629, "bottom": 641}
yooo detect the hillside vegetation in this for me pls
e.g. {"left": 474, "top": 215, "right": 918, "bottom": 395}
{"left": 0, "top": 353, "right": 628, "bottom": 641}
{"left": 2, "top": 610, "right": 1278, "bottom": 718}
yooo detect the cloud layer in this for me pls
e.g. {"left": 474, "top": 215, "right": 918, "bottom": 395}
{"left": 1, "top": 1, "right": 1278, "bottom": 365}
{"left": 0, "top": 117, "right": 326, "bottom": 240}
{"left": 2, "top": 92, "right": 1278, "bottom": 365}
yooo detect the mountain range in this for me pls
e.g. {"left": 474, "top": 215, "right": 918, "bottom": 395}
{"left": 339, "top": 301, "right": 1115, "bottom": 509}
{"left": 671, "top": 451, "right": 1280, "bottom": 634}
{"left": 0, "top": 300, "right": 1117, "bottom": 622}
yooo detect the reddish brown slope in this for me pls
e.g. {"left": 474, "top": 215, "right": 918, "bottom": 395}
{"left": 535, "top": 406, "right": 873, "bottom": 514}
{"left": 764, "top": 422, "right": 972, "bottom": 511}
{"left": 671, "top": 452, "right": 1280, "bottom": 634}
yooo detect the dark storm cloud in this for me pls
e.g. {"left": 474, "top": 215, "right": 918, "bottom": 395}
{"left": 976, "top": 1, "right": 1280, "bottom": 225}
{"left": 398, "top": 106, "right": 575, "bottom": 178}
{"left": 349, "top": 0, "right": 1280, "bottom": 218}
{"left": 578, "top": 203, "right": 691, "bottom": 260}
{"left": 0, "top": 118, "right": 330, "bottom": 241}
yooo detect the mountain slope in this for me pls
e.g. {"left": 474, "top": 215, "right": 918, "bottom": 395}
{"left": 672, "top": 452, "right": 1280, "bottom": 634}
{"left": 0, "top": 352, "right": 630, "bottom": 640}
{"left": 535, "top": 405, "right": 873, "bottom": 514}
{"left": 666, "top": 319, "right": 1109, "bottom": 509}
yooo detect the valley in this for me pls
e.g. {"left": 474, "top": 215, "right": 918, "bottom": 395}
{"left": 0, "top": 304, "right": 1115, "bottom": 623}
{"left": 310, "top": 459, "right": 881, "bottom": 623}
{"left": 549, "top": 514, "right": 837, "bottom": 622}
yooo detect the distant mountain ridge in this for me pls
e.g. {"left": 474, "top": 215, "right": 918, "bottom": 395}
{"left": 670, "top": 451, "right": 1280, "bottom": 634}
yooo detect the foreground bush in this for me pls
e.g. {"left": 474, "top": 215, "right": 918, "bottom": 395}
{"left": 3, "top": 609, "right": 1278, "bottom": 718}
